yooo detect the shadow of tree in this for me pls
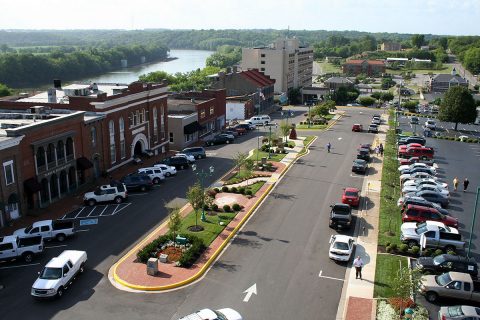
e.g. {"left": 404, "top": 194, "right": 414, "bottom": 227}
{"left": 212, "top": 260, "right": 238, "bottom": 272}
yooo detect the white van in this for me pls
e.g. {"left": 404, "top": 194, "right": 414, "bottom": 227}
{"left": 246, "top": 115, "right": 271, "bottom": 126}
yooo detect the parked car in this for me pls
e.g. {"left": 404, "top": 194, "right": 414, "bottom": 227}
{"left": 83, "top": 183, "right": 127, "bottom": 206}
{"left": 398, "top": 162, "right": 434, "bottom": 173}
{"left": 121, "top": 173, "right": 154, "bottom": 192}
{"left": 174, "top": 153, "right": 196, "bottom": 163}
{"left": 400, "top": 172, "right": 437, "bottom": 185}
{"left": 235, "top": 123, "right": 255, "bottom": 131}
{"left": 13, "top": 220, "right": 75, "bottom": 242}
{"left": 400, "top": 166, "right": 437, "bottom": 176}
{"left": 31, "top": 250, "right": 87, "bottom": 299}
{"left": 329, "top": 203, "right": 353, "bottom": 230}
{"left": 399, "top": 146, "right": 434, "bottom": 160}
{"left": 162, "top": 156, "right": 190, "bottom": 170}
{"left": 221, "top": 130, "right": 239, "bottom": 138}
{"left": 246, "top": 115, "right": 271, "bottom": 126}
{"left": 398, "top": 136, "right": 426, "bottom": 146}
{"left": 368, "top": 124, "right": 379, "bottom": 133}
{"left": 406, "top": 190, "right": 450, "bottom": 208}
{"left": 403, "top": 178, "right": 448, "bottom": 191}
{"left": 371, "top": 118, "right": 381, "bottom": 125}
{"left": 357, "top": 148, "right": 371, "bottom": 162}
{"left": 217, "top": 133, "right": 235, "bottom": 140}
{"left": 178, "top": 308, "right": 242, "bottom": 320}
{"left": 400, "top": 221, "right": 464, "bottom": 251}
{"left": 425, "top": 119, "right": 437, "bottom": 130}
{"left": 153, "top": 163, "right": 177, "bottom": 176}
{"left": 138, "top": 167, "right": 165, "bottom": 184}
{"left": 205, "top": 134, "right": 234, "bottom": 146}
{"left": 398, "top": 156, "right": 434, "bottom": 166}
{"left": 352, "top": 159, "right": 368, "bottom": 174}
{"left": 416, "top": 254, "right": 477, "bottom": 278}
{"left": 420, "top": 272, "right": 480, "bottom": 303}
{"left": 0, "top": 235, "right": 44, "bottom": 263}
{"left": 401, "top": 204, "right": 457, "bottom": 227}
{"left": 230, "top": 125, "right": 247, "bottom": 135}
{"left": 329, "top": 235, "right": 355, "bottom": 262}
{"left": 399, "top": 195, "right": 450, "bottom": 216}
{"left": 359, "top": 143, "right": 372, "bottom": 153}
{"left": 438, "top": 305, "right": 480, "bottom": 320}
{"left": 352, "top": 124, "right": 363, "bottom": 132}
{"left": 402, "top": 184, "right": 449, "bottom": 198}
{"left": 342, "top": 187, "right": 360, "bottom": 207}
{"left": 410, "top": 116, "right": 419, "bottom": 124}
{"left": 182, "top": 147, "right": 207, "bottom": 159}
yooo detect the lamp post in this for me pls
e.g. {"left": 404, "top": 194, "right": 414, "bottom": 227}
{"left": 467, "top": 186, "right": 480, "bottom": 258}
{"left": 256, "top": 135, "right": 263, "bottom": 164}
{"left": 192, "top": 164, "right": 214, "bottom": 222}
{"left": 305, "top": 102, "right": 311, "bottom": 128}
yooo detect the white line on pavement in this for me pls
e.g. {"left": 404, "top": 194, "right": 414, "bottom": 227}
{"left": 318, "top": 270, "right": 344, "bottom": 282}
{"left": 98, "top": 205, "right": 108, "bottom": 216}
{"left": 45, "top": 244, "right": 68, "bottom": 249}
{"left": 0, "top": 263, "right": 40, "bottom": 270}
{"left": 73, "top": 207, "right": 85, "bottom": 219}
{"left": 111, "top": 204, "right": 120, "bottom": 215}
{"left": 113, "top": 202, "right": 131, "bottom": 215}
{"left": 127, "top": 193, "right": 148, "bottom": 196}
{"left": 76, "top": 229, "right": 90, "bottom": 232}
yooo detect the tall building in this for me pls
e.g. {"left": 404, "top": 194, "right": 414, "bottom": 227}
{"left": 241, "top": 38, "right": 313, "bottom": 93}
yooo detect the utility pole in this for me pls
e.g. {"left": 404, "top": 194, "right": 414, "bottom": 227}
{"left": 467, "top": 187, "right": 480, "bottom": 258}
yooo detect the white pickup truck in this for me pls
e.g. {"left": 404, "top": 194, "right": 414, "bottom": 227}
{"left": 13, "top": 219, "right": 75, "bottom": 242}
{"left": 31, "top": 250, "right": 87, "bottom": 298}
{"left": 0, "top": 235, "right": 44, "bottom": 263}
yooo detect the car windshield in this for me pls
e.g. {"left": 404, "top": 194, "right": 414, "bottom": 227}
{"left": 354, "top": 160, "right": 365, "bottom": 165}
{"left": 446, "top": 306, "right": 464, "bottom": 316}
{"left": 415, "top": 225, "right": 428, "bottom": 234}
{"left": 334, "top": 206, "right": 350, "bottom": 214}
{"left": 39, "top": 267, "right": 62, "bottom": 280}
{"left": 24, "top": 226, "right": 33, "bottom": 233}
{"left": 333, "top": 241, "right": 349, "bottom": 250}
{"left": 345, "top": 191, "right": 358, "bottom": 197}
{"left": 213, "top": 310, "right": 227, "bottom": 320}
{"left": 433, "top": 255, "right": 447, "bottom": 265}
{"left": 435, "top": 273, "right": 452, "bottom": 286}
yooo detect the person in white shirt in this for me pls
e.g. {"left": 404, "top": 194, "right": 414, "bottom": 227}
{"left": 353, "top": 256, "right": 364, "bottom": 280}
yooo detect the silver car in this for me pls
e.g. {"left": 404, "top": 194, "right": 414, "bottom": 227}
{"left": 438, "top": 305, "right": 480, "bottom": 320}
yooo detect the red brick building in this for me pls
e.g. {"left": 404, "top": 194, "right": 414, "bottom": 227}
{"left": 342, "top": 60, "right": 386, "bottom": 76}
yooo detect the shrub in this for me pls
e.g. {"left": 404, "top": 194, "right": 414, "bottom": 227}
{"left": 137, "top": 234, "right": 171, "bottom": 263}
{"left": 447, "top": 250, "right": 456, "bottom": 255}
{"left": 212, "top": 203, "right": 219, "bottom": 211}
{"left": 178, "top": 235, "right": 206, "bottom": 268}
{"left": 246, "top": 189, "right": 253, "bottom": 196}
{"left": 206, "top": 189, "right": 217, "bottom": 197}
{"left": 399, "top": 243, "right": 408, "bottom": 253}
{"left": 203, "top": 204, "right": 209, "bottom": 210}
{"left": 413, "top": 305, "right": 429, "bottom": 320}
{"left": 422, "top": 248, "right": 434, "bottom": 257}
{"left": 376, "top": 301, "right": 397, "bottom": 320}
{"left": 387, "top": 297, "right": 414, "bottom": 312}
{"left": 223, "top": 204, "right": 231, "bottom": 212}
{"left": 213, "top": 187, "right": 220, "bottom": 193}
{"left": 231, "top": 187, "right": 238, "bottom": 193}
{"left": 222, "top": 186, "right": 229, "bottom": 192}
{"left": 410, "top": 246, "right": 420, "bottom": 255}
{"left": 239, "top": 187, "right": 245, "bottom": 194}
{"left": 232, "top": 203, "right": 241, "bottom": 211}
{"left": 389, "top": 243, "right": 397, "bottom": 252}
{"left": 385, "top": 242, "right": 391, "bottom": 247}
{"left": 434, "top": 249, "right": 444, "bottom": 257}
{"left": 386, "top": 245, "right": 393, "bottom": 253}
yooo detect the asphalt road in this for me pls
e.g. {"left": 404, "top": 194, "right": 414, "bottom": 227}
{"left": 0, "top": 107, "right": 380, "bottom": 320}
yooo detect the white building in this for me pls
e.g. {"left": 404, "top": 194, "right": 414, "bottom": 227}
{"left": 241, "top": 38, "right": 313, "bottom": 94}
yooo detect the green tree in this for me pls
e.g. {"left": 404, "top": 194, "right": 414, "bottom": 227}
{"left": 371, "top": 92, "right": 383, "bottom": 101}
{"left": 391, "top": 266, "right": 423, "bottom": 317}
{"left": 168, "top": 208, "right": 182, "bottom": 246}
{"left": 381, "top": 92, "right": 394, "bottom": 102}
{"left": 233, "top": 152, "right": 248, "bottom": 174}
{"left": 0, "top": 83, "right": 11, "bottom": 97}
{"left": 359, "top": 96, "right": 376, "bottom": 106}
{"left": 138, "top": 70, "right": 176, "bottom": 84}
{"left": 439, "top": 86, "right": 477, "bottom": 130}
{"left": 280, "top": 120, "right": 290, "bottom": 143}
{"left": 186, "top": 182, "right": 205, "bottom": 228}
{"left": 312, "top": 105, "right": 330, "bottom": 117}
{"left": 411, "top": 34, "right": 425, "bottom": 49}
{"left": 463, "top": 48, "right": 480, "bottom": 75}
{"left": 402, "top": 101, "right": 418, "bottom": 112}
{"left": 243, "top": 159, "right": 255, "bottom": 187}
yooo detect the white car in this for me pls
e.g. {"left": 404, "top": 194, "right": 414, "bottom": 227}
{"left": 138, "top": 167, "right": 165, "bottom": 184}
{"left": 84, "top": 183, "right": 127, "bottom": 206}
{"left": 328, "top": 235, "right": 355, "bottom": 262}
{"left": 153, "top": 163, "right": 177, "bottom": 177}
{"left": 178, "top": 308, "right": 242, "bottom": 320}
{"left": 403, "top": 178, "right": 448, "bottom": 190}
{"left": 402, "top": 184, "right": 450, "bottom": 197}
{"left": 400, "top": 172, "right": 437, "bottom": 184}
{"left": 398, "top": 163, "right": 436, "bottom": 173}
{"left": 425, "top": 119, "right": 436, "bottom": 130}
{"left": 175, "top": 153, "right": 195, "bottom": 163}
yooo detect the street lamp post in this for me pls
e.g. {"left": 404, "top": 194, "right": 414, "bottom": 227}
{"left": 192, "top": 164, "right": 214, "bottom": 222}
{"left": 257, "top": 136, "right": 263, "bottom": 164}
{"left": 467, "top": 186, "right": 480, "bottom": 258}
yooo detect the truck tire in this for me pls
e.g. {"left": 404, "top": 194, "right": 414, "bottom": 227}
{"left": 23, "top": 252, "right": 34, "bottom": 263}
{"left": 445, "top": 245, "right": 456, "bottom": 253}
{"left": 114, "top": 196, "right": 123, "bottom": 204}
{"left": 140, "top": 185, "right": 147, "bottom": 192}
{"left": 56, "top": 234, "right": 66, "bottom": 242}
{"left": 88, "top": 199, "right": 96, "bottom": 206}
{"left": 407, "top": 240, "right": 418, "bottom": 248}
{"left": 153, "top": 177, "right": 160, "bottom": 184}
{"left": 165, "top": 172, "right": 171, "bottom": 177}
{"left": 57, "top": 286, "right": 64, "bottom": 298}
{"left": 425, "top": 291, "right": 438, "bottom": 303}
{"left": 79, "top": 263, "right": 85, "bottom": 274}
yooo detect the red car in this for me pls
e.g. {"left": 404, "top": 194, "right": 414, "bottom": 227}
{"left": 352, "top": 124, "right": 363, "bottom": 132}
{"left": 398, "top": 156, "right": 433, "bottom": 166}
{"left": 401, "top": 204, "right": 458, "bottom": 227}
{"left": 229, "top": 126, "right": 247, "bottom": 135}
{"left": 398, "top": 143, "right": 423, "bottom": 152}
{"left": 342, "top": 187, "right": 360, "bottom": 207}
{"left": 398, "top": 147, "right": 434, "bottom": 160}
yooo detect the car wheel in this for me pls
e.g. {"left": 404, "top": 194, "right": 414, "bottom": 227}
{"left": 23, "top": 252, "right": 34, "bottom": 263}
{"left": 56, "top": 234, "right": 66, "bottom": 242}
{"left": 202, "top": 155, "right": 206, "bottom": 159}
{"left": 445, "top": 245, "right": 456, "bottom": 252}
{"left": 79, "top": 263, "right": 85, "bottom": 274}
{"left": 180, "top": 165, "right": 185, "bottom": 170}
{"left": 88, "top": 199, "right": 96, "bottom": 206}
{"left": 153, "top": 178, "right": 160, "bottom": 184}
{"left": 226, "top": 140, "right": 230, "bottom": 144}
{"left": 114, "top": 196, "right": 123, "bottom": 204}
{"left": 140, "top": 185, "right": 147, "bottom": 192}
{"left": 165, "top": 172, "right": 171, "bottom": 177}
{"left": 425, "top": 291, "right": 438, "bottom": 303}
{"left": 407, "top": 240, "right": 418, "bottom": 248}
{"left": 57, "top": 286, "right": 64, "bottom": 298}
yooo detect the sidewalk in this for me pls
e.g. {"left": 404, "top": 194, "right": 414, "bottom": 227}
{"left": 336, "top": 115, "right": 388, "bottom": 320}
{"left": 110, "top": 137, "right": 311, "bottom": 291}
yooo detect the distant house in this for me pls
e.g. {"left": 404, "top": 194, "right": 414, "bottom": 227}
{"left": 386, "top": 57, "right": 409, "bottom": 67}
{"left": 356, "top": 83, "right": 373, "bottom": 94}
{"left": 342, "top": 60, "right": 386, "bottom": 76}
{"left": 428, "top": 68, "right": 468, "bottom": 93}
{"left": 324, "top": 77, "right": 354, "bottom": 90}
{"left": 420, "top": 45, "right": 430, "bottom": 51}
{"left": 380, "top": 42, "right": 402, "bottom": 51}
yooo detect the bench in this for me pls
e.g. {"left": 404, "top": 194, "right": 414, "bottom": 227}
{"left": 175, "top": 235, "right": 188, "bottom": 245}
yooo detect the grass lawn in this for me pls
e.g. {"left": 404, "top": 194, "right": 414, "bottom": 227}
{"left": 250, "top": 149, "right": 287, "bottom": 162}
{"left": 316, "top": 61, "right": 342, "bottom": 74}
{"left": 386, "top": 65, "right": 453, "bottom": 75}
{"left": 227, "top": 169, "right": 253, "bottom": 183}
{"left": 303, "top": 135, "right": 315, "bottom": 146}
{"left": 244, "top": 181, "right": 266, "bottom": 195}
{"left": 374, "top": 254, "right": 408, "bottom": 298}
{"left": 296, "top": 124, "right": 327, "bottom": 130}
{"left": 378, "top": 110, "right": 403, "bottom": 247}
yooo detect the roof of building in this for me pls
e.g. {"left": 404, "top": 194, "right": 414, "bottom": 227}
{"left": 432, "top": 74, "right": 468, "bottom": 84}
{"left": 344, "top": 59, "right": 385, "bottom": 66}
{"left": 325, "top": 77, "right": 354, "bottom": 84}
{"left": 241, "top": 69, "right": 275, "bottom": 87}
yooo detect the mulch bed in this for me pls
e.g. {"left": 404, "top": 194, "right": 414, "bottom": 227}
{"left": 158, "top": 246, "right": 183, "bottom": 262}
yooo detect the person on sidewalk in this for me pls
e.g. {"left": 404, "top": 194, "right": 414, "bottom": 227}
{"left": 354, "top": 256, "right": 364, "bottom": 280}
{"left": 453, "top": 177, "right": 459, "bottom": 191}
{"left": 326, "top": 142, "right": 331, "bottom": 153}
{"left": 463, "top": 178, "right": 470, "bottom": 192}
{"left": 379, "top": 144, "right": 384, "bottom": 156}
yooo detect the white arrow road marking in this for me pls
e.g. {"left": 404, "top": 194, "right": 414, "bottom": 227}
{"left": 338, "top": 137, "right": 343, "bottom": 140}
{"left": 243, "top": 283, "right": 257, "bottom": 302}
{"left": 318, "top": 270, "right": 344, "bottom": 282}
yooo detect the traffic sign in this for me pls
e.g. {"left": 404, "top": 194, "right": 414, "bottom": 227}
{"left": 80, "top": 218, "right": 98, "bottom": 226}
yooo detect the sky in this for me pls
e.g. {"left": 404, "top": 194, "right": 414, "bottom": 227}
{"left": 0, "top": 0, "right": 479, "bottom": 36}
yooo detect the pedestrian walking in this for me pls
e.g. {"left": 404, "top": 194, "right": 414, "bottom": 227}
{"left": 463, "top": 178, "right": 470, "bottom": 192}
{"left": 353, "top": 256, "right": 364, "bottom": 280}
{"left": 326, "top": 142, "right": 331, "bottom": 153}
{"left": 375, "top": 146, "right": 379, "bottom": 155}
{"left": 453, "top": 177, "right": 459, "bottom": 191}
{"left": 379, "top": 143, "right": 384, "bottom": 156}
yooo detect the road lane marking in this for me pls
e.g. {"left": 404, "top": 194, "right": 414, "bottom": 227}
{"left": 91, "top": 205, "right": 106, "bottom": 217}
{"left": 73, "top": 207, "right": 86, "bottom": 219}
{"left": 318, "top": 270, "right": 344, "bottom": 282}
{"left": 243, "top": 283, "right": 257, "bottom": 302}
{"left": 0, "top": 263, "right": 40, "bottom": 270}
{"left": 45, "top": 244, "right": 68, "bottom": 249}
{"left": 113, "top": 202, "right": 131, "bottom": 215}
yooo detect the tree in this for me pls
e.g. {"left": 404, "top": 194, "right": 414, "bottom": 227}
{"left": 0, "top": 83, "right": 11, "bottom": 97}
{"left": 168, "top": 208, "right": 182, "bottom": 246}
{"left": 287, "top": 87, "right": 301, "bottom": 105}
{"left": 280, "top": 120, "right": 290, "bottom": 143}
{"left": 411, "top": 34, "right": 425, "bottom": 49}
{"left": 233, "top": 152, "right": 248, "bottom": 174}
{"left": 371, "top": 92, "right": 383, "bottom": 101}
{"left": 312, "top": 105, "right": 329, "bottom": 117}
{"left": 402, "top": 101, "right": 418, "bottom": 113}
{"left": 381, "top": 92, "right": 394, "bottom": 102}
{"left": 439, "top": 86, "right": 477, "bottom": 130}
{"left": 186, "top": 182, "right": 204, "bottom": 228}
{"left": 391, "top": 266, "right": 423, "bottom": 317}
{"left": 243, "top": 159, "right": 255, "bottom": 187}
{"left": 463, "top": 48, "right": 480, "bottom": 75}
{"left": 359, "top": 96, "right": 376, "bottom": 106}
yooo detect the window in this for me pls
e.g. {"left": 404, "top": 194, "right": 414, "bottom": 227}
{"left": 160, "top": 106, "right": 165, "bottom": 139}
{"left": 210, "top": 106, "right": 214, "bottom": 115}
{"left": 109, "top": 120, "right": 116, "bottom": 163}
{"left": 134, "top": 111, "right": 139, "bottom": 126}
{"left": 40, "top": 226, "right": 49, "bottom": 232}
{"left": 464, "top": 282, "right": 471, "bottom": 291}
{"left": 261, "top": 54, "right": 265, "bottom": 57}
{"left": 261, "top": 68, "right": 265, "bottom": 72}
{"left": 119, "top": 117, "right": 125, "bottom": 159}
{"left": 153, "top": 108, "right": 158, "bottom": 143}
{"left": 184, "top": 133, "right": 193, "bottom": 143}
{"left": 261, "top": 61, "right": 265, "bottom": 65}
{"left": 169, "top": 132, "right": 174, "bottom": 143}
{"left": 140, "top": 109, "right": 145, "bottom": 123}
{"left": 90, "top": 127, "right": 97, "bottom": 148}
{"left": 0, "top": 243, "right": 14, "bottom": 251}
{"left": 62, "top": 265, "right": 69, "bottom": 275}
{"left": 200, "top": 110, "right": 206, "bottom": 119}
{"left": 3, "top": 160, "right": 14, "bottom": 185}
{"left": 129, "top": 113, "right": 134, "bottom": 127}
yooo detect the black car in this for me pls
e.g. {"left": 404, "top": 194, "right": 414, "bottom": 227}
{"left": 329, "top": 203, "right": 353, "bottom": 230}
{"left": 400, "top": 196, "right": 449, "bottom": 215}
{"left": 235, "top": 123, "right": 255, "bottom": 131}
{"left": 182, "top": 147, "right": 206, "bottom": 159}
{"left": 120, "top": 173, "right": 153, "bottom": 192}
{"left": 161, "top": 156, "right": 190, "bottom": 170}
{"left": 357, "top": 148, "right": 371, "bottom": 162}
{"left": 415, "top": 254, "right": 478, "bottom": 278}
{"left": 352, "top": 159, "right": 368, "bottom": 174}
{"left": 205, "top": 134, "right": 234, "bottom": 146}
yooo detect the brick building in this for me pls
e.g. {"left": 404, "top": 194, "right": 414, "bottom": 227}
{"left": 342, "top": 60, "right": 386, "bottom": 76}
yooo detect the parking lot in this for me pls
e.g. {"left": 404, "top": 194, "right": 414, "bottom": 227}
{"left": 59, "top": 203, "right": 132, "bottom": 220}
{"left": 399, "top": 113, "right": 480, "bottom": 139}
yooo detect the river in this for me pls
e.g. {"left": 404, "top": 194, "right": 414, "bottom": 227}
{"left": 75, "top": 49, "right": 214, "bottom": 84}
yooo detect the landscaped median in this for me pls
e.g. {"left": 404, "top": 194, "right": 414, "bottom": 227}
{"left": 111, "top": 136, "right": 316, "bottom": 291}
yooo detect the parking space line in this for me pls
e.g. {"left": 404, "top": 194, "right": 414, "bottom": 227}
{"left": 76, "top": 229, "right": 90, "bottom": 232}
{"left": 74, "top": 207, "right": 86, "bottom": 219}
{"left": 128, "top": 193, "right": 148, "bottom": 196}
{"left": 45, "top": 244, "right": 68, "bottom": 249}
{"left": 0, "top": 263, "right": 40, "bottom": 270}
{"left": 318, "top": 270, "right": 344, "bottom": 281}
{"left": 113, "top": 202, "right": 131, "bottom": 215}
{"left": 111, "top": 204, "right": 120, "bottom": 215}
{"left": 97, "top": 205, "right": 108, "bottom": 216}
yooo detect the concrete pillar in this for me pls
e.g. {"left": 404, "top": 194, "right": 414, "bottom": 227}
{"left": 34, "top": 153, "right": 38, "bottom": 175}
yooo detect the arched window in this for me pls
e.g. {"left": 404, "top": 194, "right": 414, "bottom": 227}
{"left": 47, "top": 143, "right": 56, "bottom": 164}
{"left": 65, "top": 138, "right": 74, "bottom": 158}
{"left": 36, "top": 147, "right": 46, "bottom": 169}
{"left": 109, "top": 120, "right": 116, "bottom": 163}
{"left": 57, "top": 141, "right": 65, "bottom": 162}
{"left": 119, "top": 117, "right": 125, "bottom": 159}
{"left": 153, "top": 108, "right": 158, "bottom": 143}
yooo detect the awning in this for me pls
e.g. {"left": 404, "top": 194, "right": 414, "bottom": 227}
{"left": 24, "top": 178, "right": 41, "bottom": 193}
{"left": 184, "top": 121, "right": 204, "bottom": 134}
{"left": 77, "top": 157, "right": 93, "bottom": 170}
